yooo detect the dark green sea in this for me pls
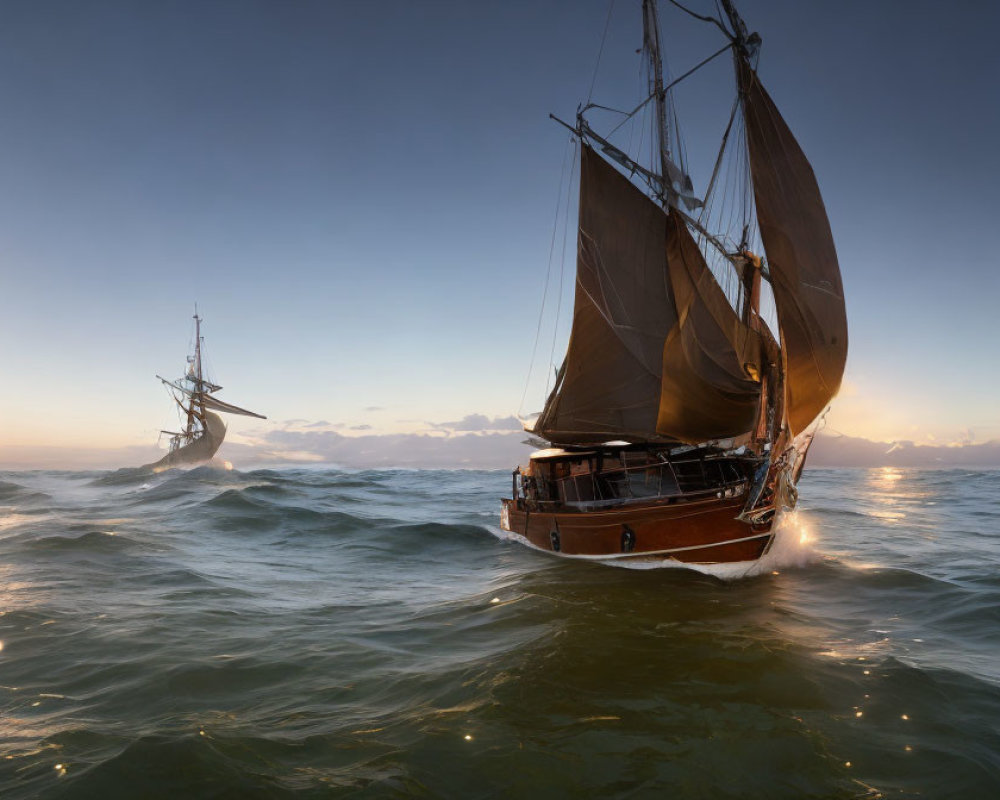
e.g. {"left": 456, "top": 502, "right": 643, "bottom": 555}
{"left": 1, "top": 466, "right": 998, "bottom": 798}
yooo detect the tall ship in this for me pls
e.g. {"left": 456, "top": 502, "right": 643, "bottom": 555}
{"left": 500, "top": 0, "right": 847, "bottom": 563}
{"left": 144, "top": 313, "right": 266, "bottom": 472}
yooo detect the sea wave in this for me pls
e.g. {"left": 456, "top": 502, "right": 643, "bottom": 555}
{"left": 0, "top": 466, "right": 998, "bottom": 797}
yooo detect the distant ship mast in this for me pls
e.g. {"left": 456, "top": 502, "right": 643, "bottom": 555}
{"left": 185, "top": 311, "right": 205, "bottom": 443}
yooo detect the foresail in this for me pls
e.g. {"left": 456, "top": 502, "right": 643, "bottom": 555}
{"left": 738, "top": 61, "right": 848, "bottom": 437}
{"left": 533, "top": 144, "right": 676, "bottom": 444}
{"left": 202, "top": 394, "right": 267, "bottom": 420}
{"left": 656, "top": 210, "right": 764, "bottom": 443}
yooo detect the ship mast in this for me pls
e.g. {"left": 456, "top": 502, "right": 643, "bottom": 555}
{"left": 642, "top": 0, "right": 671, "bottom": 198}
{"left": 185, "top": 311, "right": 205, "bottom": 440}
{"left": 718, "top": 0, "right": 754, "bottom": 56}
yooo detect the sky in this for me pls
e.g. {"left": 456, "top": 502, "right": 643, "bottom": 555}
{"left": 1, "top": 0, "right": 998, "bottom": 468}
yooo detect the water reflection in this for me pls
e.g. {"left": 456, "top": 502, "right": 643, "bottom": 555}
{"left": 462, "top": 562, "right": 868, "bottom": 795}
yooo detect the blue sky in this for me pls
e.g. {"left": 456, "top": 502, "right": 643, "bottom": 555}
{"left": 0, "top": 1, "right": 997, "bottom": 463}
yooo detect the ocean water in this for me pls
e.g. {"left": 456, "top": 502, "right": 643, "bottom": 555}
{"left": 0, "top": 466, "right": 998, "bottom": 799}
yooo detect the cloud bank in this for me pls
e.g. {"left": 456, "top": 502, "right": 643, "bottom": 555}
{"left": 805, "top": 434, "right": 1000, "bottom": 468}
{"left": 3, "top": 421, "right": 998, "bottom": 471}
{"left": 225, "top": 427, "right": 531, "bottom": 469}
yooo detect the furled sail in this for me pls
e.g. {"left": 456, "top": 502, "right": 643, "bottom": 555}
{"left": 201, "top": 394, "right": 267, "bottom": 419}
{"left": 738, "top": 61, "right": 848, "bottom": 437}
{"left": 533, "top": 144, "right": 763, "bottom": 445}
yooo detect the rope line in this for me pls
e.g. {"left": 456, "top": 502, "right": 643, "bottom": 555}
{"left": 665, "top": 0, "right": 732, "bottom": 38}
{"left": 545, "top": 139, "right": 580, "bottom": 399}
{"left": 518, "top": 137, "right": 574, "bottom": 418}
{"left": 587, "top": 0, "right": 617, "bottom": 105}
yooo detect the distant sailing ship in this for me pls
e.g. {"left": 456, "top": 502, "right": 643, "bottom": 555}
{"left": 144, "top": 313, "right": 266, "bottom": 471}
{"left": 500, "top": 0, "right": 847, "bottom": 563}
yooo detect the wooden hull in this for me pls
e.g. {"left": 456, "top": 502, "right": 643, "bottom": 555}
{"left": 500, "top": 492, "right": 774, "bottom": 564}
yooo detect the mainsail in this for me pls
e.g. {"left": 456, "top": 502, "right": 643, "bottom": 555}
{"left": 534, "top": 144, "right": 676, "bottom": 444}
{"left": 533, "top": 145, "right": 764, "bottom": 446}
{"left": 738, "top": 60, "right": 848, "bottom": 438}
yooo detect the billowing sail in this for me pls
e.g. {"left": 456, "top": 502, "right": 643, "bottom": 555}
{"left": 534, "top": 144, "right": 763, "bottom": 445}
{"left": 656, "top": 210, "right": 764, "bottom": 443}
{"left": 739, "top": 61, "right": 848, "bottom": 437}
{"left": 145, "top": 411, "right": 227, "bottom": 472}
{"left": 202, "top": 394, "right": 267, "bottom": 419}
{"left": 533, "top": 144, "right": 678, "bottom": 444}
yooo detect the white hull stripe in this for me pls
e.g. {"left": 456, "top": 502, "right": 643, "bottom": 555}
{"left": 504, "top": 530, "right": 773, "bottom": 561}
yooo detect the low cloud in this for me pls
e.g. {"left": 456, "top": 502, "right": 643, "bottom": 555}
{"left": 225, "top": 427, "right": 530, "bottom": 469}
{"left": 430, "top": 414, "right": 523, "bottom": 433}
{"left": 808, "top": 434, "right": 1000, "bottom": 468}
{"left": 5, "top": 427, "right": 999, "bottom": 472}
{"left": 226, "top": 429, "right": 1000, "bottom": 471}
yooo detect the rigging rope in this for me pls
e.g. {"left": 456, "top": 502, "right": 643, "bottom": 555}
{"left": 518, "top": 137, "right": 575, "bottom": 419}
{"left": 545, "top": 140, "right": 580, "bottom": 400}
{"left": 665, "top": 0, "right": 732, "bottom": 38}
{"left": 699, "top": 95, "right": 739, "bottom": 221}
{"left": 603, "top": 41, "right": 734, "bottom": 140}
{"left": 587, "top": 0, "right": 617, "bottom": 105}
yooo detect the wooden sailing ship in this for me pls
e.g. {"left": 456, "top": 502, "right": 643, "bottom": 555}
{"left": 500, "top": 0, "right": 847, "bottom": 564}
{"left": 144, "top": 312, "right": 266, "bottom": 472}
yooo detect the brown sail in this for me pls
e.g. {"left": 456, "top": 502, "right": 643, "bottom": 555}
{"left": 738, "top": 60, "right": 848, "bottom": 437}
{"left": 533, "top": 144, "right": 676, "bottom": 444}
{"left": 534, "top": 144, "right": 764, "bottom": 445}
{"left": 656, "top": 210, "right": 764, "bottom": 443}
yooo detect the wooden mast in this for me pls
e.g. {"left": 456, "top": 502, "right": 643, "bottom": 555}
{"left": 184, "top": 310, "right": 204, "bottom": 442}
{"left": 194, "top": 311, "right": 206, "bottom": 434}
{"left": 642, "top": 0, "right": 670, "bottom": 199}
{"left": 718, "top": 0, "right": 752, "bottom": 54}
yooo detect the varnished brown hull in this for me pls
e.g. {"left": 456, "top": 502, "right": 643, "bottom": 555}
{"left": 500, "top": 493, "right": 773, "bottom": 564}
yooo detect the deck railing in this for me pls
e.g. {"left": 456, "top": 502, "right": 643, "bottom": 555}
{"left": 514, "top": 456, "right": 749, "bottom": 511}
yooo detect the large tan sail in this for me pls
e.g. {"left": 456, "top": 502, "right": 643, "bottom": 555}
{"left": 534, "top": 144, "right": 676, "bottom": 444}
{"left": 738, "top": 61, "right": 848, "bottom": 437}
{"left": 656, "top": 210, "right": 764, "bottom": 443}
{"left": 534, "top": 145, "right": 764, "bottom": 446}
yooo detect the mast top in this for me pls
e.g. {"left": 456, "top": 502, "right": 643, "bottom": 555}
{"left": 641, "top": 0, "right": 670, "bottom": 166}
{"left": 718, "top": 0, "right": 760, "bottom": 59}
{"left": 191, "top": 306, "right": 205, "bottom": 389}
